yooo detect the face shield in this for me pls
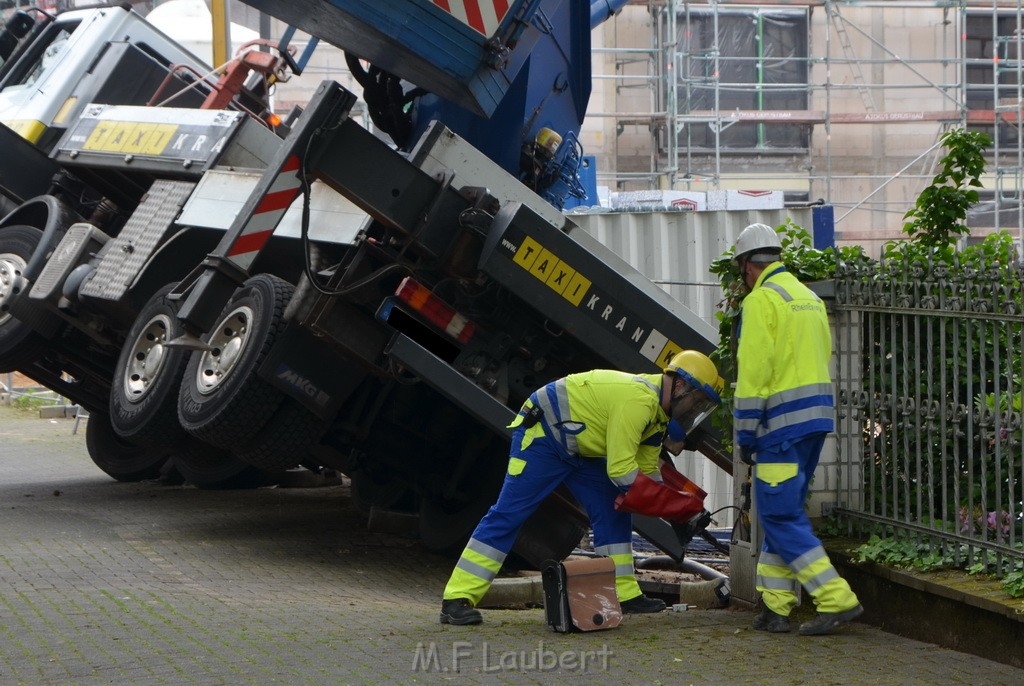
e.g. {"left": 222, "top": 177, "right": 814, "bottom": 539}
{"left": 669, "top": 385, "right": 718, "bottom": 436}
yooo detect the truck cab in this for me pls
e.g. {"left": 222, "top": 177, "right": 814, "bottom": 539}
{"left": 0, "top": 6, "right": 210, "bottom": 152}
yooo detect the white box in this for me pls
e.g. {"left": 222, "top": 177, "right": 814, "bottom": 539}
{"left": 706, "top": 190, "right": 784, "bottom": 211}
{"left": 610, "top": 190, "right": 706, "bottom": 212}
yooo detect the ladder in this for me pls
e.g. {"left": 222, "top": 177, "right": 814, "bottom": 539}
{"left": 830, "top": 3, "right": 876, "bottom": 112}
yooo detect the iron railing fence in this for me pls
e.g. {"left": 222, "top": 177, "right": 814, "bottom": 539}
{"left": 832, "top": 254, "right": 1024, "bottom": 573}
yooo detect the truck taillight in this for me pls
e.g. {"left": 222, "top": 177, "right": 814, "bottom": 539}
{"left": 395, "top": 277, "right": 476, "bottom": 344}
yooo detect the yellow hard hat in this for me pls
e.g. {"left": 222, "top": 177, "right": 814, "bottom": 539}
{"left": 664, "top": 350, "right": 724, "bottom": 404}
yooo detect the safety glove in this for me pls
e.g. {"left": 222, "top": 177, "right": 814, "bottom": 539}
{"left": 614, "top": 471, "right": 706, "bottom": 523}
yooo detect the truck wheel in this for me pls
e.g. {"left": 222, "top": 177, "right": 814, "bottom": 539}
{"left": 177, "top": 274, "right": 292, "bottom": 449}
{"left": 110, "top": 284, "right": 189, "bottom": 447}
{"left": 172, "top": 438, "right": 274, "bottom": 490}
{"left": 85, "top": 411, "right": 172, "bottom": 482}
{"left": 0, "top": 225, "right": 45, "bottom": 372}
{"left": 232, "top": 398, "right": 327, "bottom": 471}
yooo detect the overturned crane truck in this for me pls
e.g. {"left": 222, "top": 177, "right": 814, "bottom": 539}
{"left": 0, "top": 1, "right": 728, "bottom": 565}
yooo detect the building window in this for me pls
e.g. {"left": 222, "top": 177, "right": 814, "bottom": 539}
{"left": 965, "top": 11, "right": 1023, "bottom": 147}
{"left": 677, "top": 8, "right": 809, "bottom": 153}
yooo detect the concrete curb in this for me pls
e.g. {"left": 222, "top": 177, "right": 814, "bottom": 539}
{"left": 478, "top": 574, "right": 545, "bottom": 608}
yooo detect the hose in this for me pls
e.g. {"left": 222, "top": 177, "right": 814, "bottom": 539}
{"left": 573, "top": 548, "right": 727, "bottom": 582}
{"left": 635, "top": 555, "right": 727, "bottom": 581}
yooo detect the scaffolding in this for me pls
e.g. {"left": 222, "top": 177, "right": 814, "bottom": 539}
{"left": 588, "top": 0, "right": 1024, "bottom": 254}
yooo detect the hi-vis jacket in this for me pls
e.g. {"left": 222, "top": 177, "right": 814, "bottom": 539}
{"left": 734, "top": 262, "right": 835, "bottom": 451}
{"left": 509, "top": 370, "right": 668, "bottom": 489}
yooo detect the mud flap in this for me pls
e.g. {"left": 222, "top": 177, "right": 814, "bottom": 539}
{"left": 541, "top": 558, "right": 622, "bottom": 633}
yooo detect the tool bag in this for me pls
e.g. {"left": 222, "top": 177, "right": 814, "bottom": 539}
{"left": 541, "top": 557, "right": 622, "bottom": 633}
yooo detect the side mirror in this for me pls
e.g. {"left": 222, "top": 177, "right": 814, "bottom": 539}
{"left": 0, "top": 11, "right": 36, "bottom": 62}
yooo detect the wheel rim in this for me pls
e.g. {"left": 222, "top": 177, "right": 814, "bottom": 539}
{"left": 123, "top": 314, "right": 173, "bottom": 403}
{"left": 195, "top": 305, "right": 253, "bottom": 395}
{"left": 0, "top": 252, "right": 27, "bottom": 328}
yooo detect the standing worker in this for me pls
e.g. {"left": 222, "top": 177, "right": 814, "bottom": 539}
{"left": 439, "top": 351, "right": 724, "bottom": 626}
{"left": 731, "top": 223, "right": 864, "bottom": 636}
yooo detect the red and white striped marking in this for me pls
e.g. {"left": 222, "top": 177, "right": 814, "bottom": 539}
{"left": 226, "top": 155, "right": 302, "bottom": 270}
{"left": 431, "top": 0, "right": 510, "bottom": 37}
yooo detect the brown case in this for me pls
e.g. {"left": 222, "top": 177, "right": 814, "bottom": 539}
{"left": 542, "top": 557, "right": 622, "bottom": 632}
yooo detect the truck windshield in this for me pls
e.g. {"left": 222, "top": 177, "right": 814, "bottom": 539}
{"left": 0, "top": 21, "right": 77, "bottom": 94}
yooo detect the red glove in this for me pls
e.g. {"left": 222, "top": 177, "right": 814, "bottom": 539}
{"left": 614, "top": 471, "right": 706, "bottom": 522}
{"left": 659, "top": 462, "right": 707, "bottom": 500}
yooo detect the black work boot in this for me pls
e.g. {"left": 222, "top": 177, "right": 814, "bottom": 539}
{"left": 440, "top": 598, "right": 483, "bottom": 625}
{"left": 798, "top": 604, "right": 864, "bottom": 636}
{"left": 620, "top": 595, "right": 667, "bottom": 614}
{"left": 751, "top": 607, "right": 791, "bottom": 633}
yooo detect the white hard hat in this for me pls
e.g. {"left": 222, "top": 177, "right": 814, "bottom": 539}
{"left": 733, "top": 223, "right": 781, "bottom": 264}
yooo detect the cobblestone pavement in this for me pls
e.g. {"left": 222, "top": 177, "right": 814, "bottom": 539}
{"left": 1, "top": 406, "right": 1023, "bottom": 686}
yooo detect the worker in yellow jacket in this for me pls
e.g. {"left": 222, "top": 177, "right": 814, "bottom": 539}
{"left": 732, "top": 223, "right": 863, "bottom": 636}
{"left": 440, "top": 350, "right": 723, "bottom": 626}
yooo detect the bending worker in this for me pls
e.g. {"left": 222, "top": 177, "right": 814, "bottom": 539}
{"left": 440, "top": 350, "right": 724, "bottom": 626}
{"left": 731, "top": 223, "right": 864, "bottom": 636}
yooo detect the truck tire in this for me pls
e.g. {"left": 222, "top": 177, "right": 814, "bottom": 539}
{"left": 85, "top": 411, "right": 172, "bottom": 482}
{"left": 172, "top": 438, "right": 273, "bottom": 490}
{"left": 0, "top": 225, "right": 46, "bottom": 372}
{"left": 232, "top": 398, "right": 327, "bottom": 471}
{"left": 177, "top": 274, "right": 292, "bottom": 449}
{"left": 110, "top": 284, "right": 189, "bottom": 447}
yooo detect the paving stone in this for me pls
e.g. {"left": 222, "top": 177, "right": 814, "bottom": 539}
{"left": 1, "top": 405, "right": 1023, "bottom": 685}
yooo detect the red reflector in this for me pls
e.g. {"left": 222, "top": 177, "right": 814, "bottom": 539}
{"left": 395, "top": 277, "right": 476, "bottom": 343}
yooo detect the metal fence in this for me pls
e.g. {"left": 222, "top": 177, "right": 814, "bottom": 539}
{"left": 832, "top": 254, "right": 1024, "bottom": 572}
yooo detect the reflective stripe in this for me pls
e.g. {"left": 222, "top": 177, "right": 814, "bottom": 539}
{"left": 792, "top": 546, "right": 844, "bottom": 593}
{"left": 531, "top": 378, "right": 581, "bottom": 456}
{"left": 763, "top": 277, "right": 822, "bottom": 304}
{"left": 735, "top": 382, "right": 834, "bottom": 441}
{"left": 611, "top": 468, "right": 638, "bottom": 488}
{"left": 631, "top": 375, "right": 660, "bottom": 395}
{"left": 609, "top": 552, "right": 635, "bottom": 581}
{"left": 767, "top": 383, "right": 835, "bottom": 407}
{"left": 756, "top": 575, "right": 801, "bottom": 593}
{"left": 756, "top": 555, "right": 800, "bottom": 596}
{"left": 790, "top": 545, "right": 827, "bottom": 575}
{"left": 595, "top": 543, "right": 632, "bottom": 557}
{"left": 465, "top": 538, "right": 507, "bottom": 565}
{"left": 802, "top": 566, "right": 839, "bottom": 593}
{"left": 444, "top": 567, "right": 492, "bottom": 605}
{"left": 734, "top": 383, "right": 834, "bottom": 413}
{"left": 455, "top": 556, "right": 499, "bottom": 583}
{"left": 763, "top": 282, "right": 793, "bottom": 302}
{"left": 759, "top": 552, "right": 788, "bottom": 568}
